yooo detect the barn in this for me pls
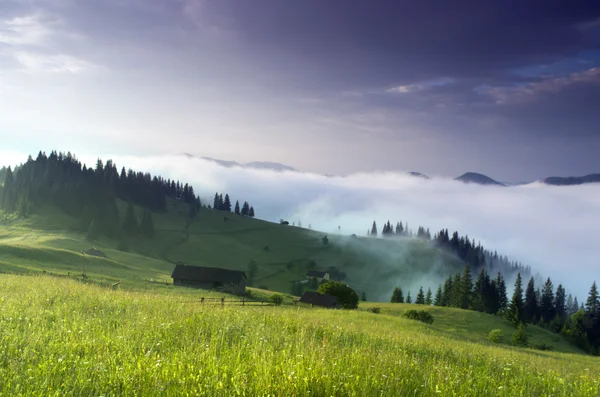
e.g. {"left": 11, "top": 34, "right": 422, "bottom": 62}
{"left": 171, "top": 263, "right": 247, "bottom": 295}
{"left": 297, "top": 291, "right": 340, "bottom": 309}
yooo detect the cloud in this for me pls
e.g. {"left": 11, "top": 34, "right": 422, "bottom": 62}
{"left": 483, "top": 68, "right": 600, "bottom": 104}
{"left": 0, "top": 14, "right": 51, "bottom": 45}
{"left": 14, "top": 152, "right": 589, "bottom": 300}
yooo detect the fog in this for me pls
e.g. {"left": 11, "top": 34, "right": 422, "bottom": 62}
{"left": 3, "top": 152, "right": 598, "bottom": 298}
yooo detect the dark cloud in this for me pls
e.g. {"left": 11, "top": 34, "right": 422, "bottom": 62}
{"left": 210, "top": 0, "right": 600, "bottom": 88}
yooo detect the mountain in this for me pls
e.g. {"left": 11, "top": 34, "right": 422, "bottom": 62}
{"left": 455, "top": 172, "right": 505, "bottom": 186}
{"left": 543, "top": 173, "right": 600, "bottom": 186}
{"left": 199, "top": 156, "right": 297, "bottom": 172}
{"left": 408, "top": 171, "right": 430, "bottom": 179}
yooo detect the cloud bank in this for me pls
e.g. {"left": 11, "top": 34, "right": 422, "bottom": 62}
{"left": 52, "top": 153, "right": 594, "bottom": 298}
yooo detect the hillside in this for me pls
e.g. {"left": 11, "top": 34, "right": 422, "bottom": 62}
{"left": 0, "top": 199, "right": 465, "bottom": 301}
{"left": 0, "top": 274, "right": 597, "bottom": 396}
{"left": 543, "top": 173, "right": 600, "bottom": 185}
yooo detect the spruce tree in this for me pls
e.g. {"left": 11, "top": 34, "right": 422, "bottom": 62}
{"left": 540, "top": 278, "right": 555, "bottom": 324}
{"left": 406, "top": 291, "right": 412, "bottom": 304}
{"left": 425, "top": 287, "right": 433, "bottom": 305}
{"left": 585, "top": 281, "right": 599, "bottom": 316}
{"left": 371, "top": 221, "right": 378, "bottom": 237}
{"left": 213, "top": 193, "right": 220, "bottom": 210}
{"left": 459, "top": 265, "right": 473, "bottom": 309}
{"left": 523, "top": 277, "right": 539, "bottom": 324}
{"left": 223, "top": 194, "right": 232, "bottom": 212}
{"left": 391, "top": 287, "right": 404, "bottom": 303}
{"left": 241, "top": 201, "right": 249, "bottom": 216}
{"left": 249, "top": 206, "right": 255, "bottom": 217}
{"left": 585, "top": 281, "right": 600, "bottom": 349}
{"left": 434, "top": 285, "right": 443, "bottom": 306}
{"left": 218, "top": 194, "right": 224, "bottom": 210}
{"left": 506, "top": 273, "right": 524, "bottom": 325}
{"left": 234, "top": 200, "right": 240, "bottom": 215}
{"left": 496, "top": 272, "right": 508, "bottom": 311}
{"left": 122, "top": 202, "right": 139, "bottom": 236}
{"left": 441, "top": 276, "right": 453, "bottom": 307}
{"left": 554, "top": 284, "right": 566, "bottom": 319}
{"left": 416, "top": 287, "right": 425, "bottom": 304}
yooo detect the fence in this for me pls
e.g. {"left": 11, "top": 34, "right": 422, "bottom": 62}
{"left": 196, "top": 297, "right": 276, "bottom": 306}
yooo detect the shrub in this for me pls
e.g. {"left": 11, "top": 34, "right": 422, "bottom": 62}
{"left": 269, "top": 293, "right": 283, "bottom": 306}
{"left": 318, "top": 281, "right": 359, "bottom": 309}
{"left": 512, "top": 322, "right": 528, "bottom": 346}
{"left": 403, "top": 309, "right": 434, "bottom": 324}
{"left": 488, "top": 329, "right": 504, "bottom": 343}
{"left": 367, "top": 307, "right": 381, "bottom": 314}
{"left": 533, "top": 343, "right": 553, "bottom": 351}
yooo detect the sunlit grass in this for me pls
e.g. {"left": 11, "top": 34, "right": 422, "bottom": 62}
{"left": 0, "top": 274, "right": 598, "bottom": 396}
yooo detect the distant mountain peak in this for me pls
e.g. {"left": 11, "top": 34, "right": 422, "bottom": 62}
{"left": 185, "top": 155, "right": 298, "bottom": 173}
{"left": 455, "top": 172, "right": 505, "bottom": 186}
{"left": 408, "top": 171, "right": 430, "bottom": 179}
{"left": 543, "top": 173, "right": 600, "bottom": 186}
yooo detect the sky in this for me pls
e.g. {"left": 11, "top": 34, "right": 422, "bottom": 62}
{"left": 1, "top": 0, "right": 600, "bottom": 181}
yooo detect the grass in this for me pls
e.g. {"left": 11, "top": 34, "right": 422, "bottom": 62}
{"left": 0, "top": 199, "right": 465, "bottom": 299}
{"left": 0, "top": 274, "right": 598, "bottom": 396}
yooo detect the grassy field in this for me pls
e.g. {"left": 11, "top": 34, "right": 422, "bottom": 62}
{"left": 0, "top": 274, "right": 598, "bottom": 396}
{"left": 0, "top": 200, "right": 463, "bottom": 300}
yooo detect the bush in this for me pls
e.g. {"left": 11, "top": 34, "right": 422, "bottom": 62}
{"left": 403, "top": 309, "right": 434, "bottom": 324}
{"left": 488, "top": 329, "right": 504, "bottom": 343}
{"left": 533, "top": 343, "right": 553, "bottom": 351}
{"left": 269, "top": 293, "right": 283, "bottom": 306}
{"left": 512, "top": 322, "right": 528, "bottom": 346}
{"left": 367, "top": 307, "right": 381, "bottom": 314}
{"left": 318, "top": 281, "right": 359, "bottom": 309}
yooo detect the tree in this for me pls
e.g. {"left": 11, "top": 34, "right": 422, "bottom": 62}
{"left": 241, "top": 201, "right": 249, "bottom": 216}
{"left": 318, "top": 281, "right": 359, "bottom": 309}
{"left": 434, "top": 285, "right": 443, "bottom": 306}
{"left": 506, "top": 273, "right": 524, "bottom": 325}
{"left": 122, "top": 202, "right": 139, "bottom": 236}
{"left": 406, "top": 291, "right": 412, "bottom": 304}
{"left": 370, "top": 221, "right": 378, "bottom": 237}
{"left": 234, "top": 200, "right": 240, "bottom": 215}
{"left": 540, "top": 277, "right": 555, "bottom": 324}
{"left": 247, "top": 260, "right": 258, "bottom": 286}
{"left": 554, "top": 284, "right": 566, "bottom": 319}
{"left": 425, "top": 287, "right": 433, "bottom": 305}
{"left": 523, "top": 277, "right": 539, "bottom": 324}
{"left": 213, "top": 193, "right": 220, "bottom": 210}
{"left": 416, "top": 287, "right": 425, "bottom": 304}
{"left": 496, "top": 272, "right": 508, "bottom": 311}
{"left": 391, "top": 287, "right": 404, "bottom": 303}
{"left": 140, "top": 210, "right": 155, "bottom": 238}
{"left": 249, "top": 206, "right": 255, "bottom": 218}
{"left": 322, "top": 235, "right": 329, "bottom": 246}
{"left": 223, "top": 194, "right": 232, "bottom": 212}
{"left": 361, "top": 292, "right": 367, "bottom": 302}
{"left": 459, "top": 265, "right": 473, "bottom": 309}
{"left": 585, "top": 281, "right": 600, "bottom": 349}
{"left": 512, "top": 322, "right": 528, "bottom": 346}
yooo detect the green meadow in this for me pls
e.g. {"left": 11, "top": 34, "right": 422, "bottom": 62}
{"left": 0, "top": 204, "right": 599, "bottom": 395}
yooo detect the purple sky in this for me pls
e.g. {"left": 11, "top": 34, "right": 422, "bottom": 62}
{"left": 1, "top": 0, "right": 600, "bottom": 181}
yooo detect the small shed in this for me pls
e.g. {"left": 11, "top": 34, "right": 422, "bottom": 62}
{"left": 306, "top": 270, "right": 330, "bottom": 282}
{"left": 297, "top": 291, "right": 340, "bottom": 309}
{"left": 171, "top": 264, "right": 247, "bottom": 295}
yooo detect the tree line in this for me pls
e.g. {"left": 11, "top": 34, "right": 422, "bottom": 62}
{"left": 391, "top": 267, "right": 600, "bottom": 354}
{"left": 212, "top": 193, "right": 255, "bottom": 217}
{"left": 369, "top": 220, "right": 530, "bottom": 281}
{"left": 0, "top": 151, "right": 257, "bottom": 242}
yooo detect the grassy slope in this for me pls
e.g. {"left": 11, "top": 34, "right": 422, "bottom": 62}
{"left": 0, "top": 274, "right": 598, "bottom": 396}
{"left": 0, "top": 199, "right": 464, "bottom": 299}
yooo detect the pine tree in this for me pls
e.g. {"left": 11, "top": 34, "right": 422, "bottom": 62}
{"left": 434, "top": 285, "right": 443, "bottom": 306}
{"left": 140, "top": 210, "right": 155, "bottom": 238}
{"left": 223, "top": 194, "right": 232, "bottom": 212}
{"left": 584, "top": 281, "right": 600, "bottom": 349}
{"left": 122, "top": 202, "right": 139, "bottom": 236}
{"left": 585, "top": 281, "right": 599, "bottom": 316}
{"left": 241, "top": 201, "right": 249, "bottom": 216}
{"left": 234, "top": 201, "right": 240, "bottom": 215}
{"left": 391, "top": 287, "right": 404, "bottom": 303}
{"left": 213, "top": 193, "right": 220, "bottom": 210}
{"left": 425, "top": 287, "right": 433, "bottom": 305}
{"left": 218, "top": 194, "right": 224, "bottom": 210}
{"left": 249, "top": 206, "right": 255, "bottom": 217}
{"left": 371, "top": 221, "right": 378, "bottom": 237}
{"left": 406, "top": 291, "right": 412, "bottom": 304}
{"left": 441, "top": 276, "right": 453, "bottom": 307}
{"left": 523, "top": 277, "right": 539, "bottom": 324}
{"left": 459, "top": 265, "right": 473, "bottom": 309}
{"left": 496, "top": 272, "right": 508, "bottom": 311}
{"left": 416, "top": 287, "right": 425, "bottom": 304}
{"left": 540, "top": 277, "right": 555, "bottom": 324}
{"left": 506, "top": 273, "right": 524, "bottom": 325}
{"left": 554, "top": 284, "right": 566, "bottom": 319}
